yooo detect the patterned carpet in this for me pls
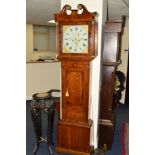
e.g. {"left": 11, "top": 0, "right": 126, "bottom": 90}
{"left": 26, "top": 101, "right": 129, "bottom": 155}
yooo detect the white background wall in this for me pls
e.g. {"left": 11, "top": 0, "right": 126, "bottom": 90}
{"left": 61, "top": 0, "right": 107, "bottom": 148}
{"left": 26, "top": 62, "right": 61, "bottom": 100}
{"left": 118, "top": 26, "right": 129, "bottom": 103}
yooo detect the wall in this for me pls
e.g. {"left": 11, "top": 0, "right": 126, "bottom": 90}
{"left": 26, "top": 62, "right": 61, "bottom": 100}
{"left": 26, "top": 24, "right": 33, "bottom": 60}
{"left": 118, "top": 26, "right": 129, "bottom": 103}
{"left": 26, "top": 24, "right": 60, "bottom": 99}
{"left": 26, "top": 24, "right": 57, "bottom": 61}
{"left": 61, "top": 0, "right": 107, "bottom": 148}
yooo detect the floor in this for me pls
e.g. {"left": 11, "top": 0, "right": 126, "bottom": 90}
{"left": 26, "top": 101, "right": 129, "bottom": 155}
{"left": 105, "top": 104, "right": 129, "bottom": 155}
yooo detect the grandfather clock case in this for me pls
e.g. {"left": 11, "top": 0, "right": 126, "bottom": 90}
{"left": 98, "top": 21, "right": 123, "bottom": 149}
{"left": 54, "top": 4, "right": 98, "bottom": 155}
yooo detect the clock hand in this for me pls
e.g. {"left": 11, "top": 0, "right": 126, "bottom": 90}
{"left": 64, "top": 38, "right": 74, "bottom": 41}
{"left": 78, "top": 38, "right": 88, "bottom": 40}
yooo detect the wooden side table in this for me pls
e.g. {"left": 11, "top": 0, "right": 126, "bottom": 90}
{"left": 30, "top": 92, "right": 55, "bottom": 155}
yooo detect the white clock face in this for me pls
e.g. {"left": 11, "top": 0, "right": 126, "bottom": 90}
{"left": 62, "top": 25, "right": 88, "bottom": 53}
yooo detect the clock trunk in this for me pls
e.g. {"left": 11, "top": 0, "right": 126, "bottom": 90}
{"left": 61, "top": 61, "right": 89, "bottom": 122}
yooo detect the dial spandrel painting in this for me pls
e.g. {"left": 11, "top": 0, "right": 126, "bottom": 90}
{"left": 63, "top": 25, "right": 88, "bottom": 53}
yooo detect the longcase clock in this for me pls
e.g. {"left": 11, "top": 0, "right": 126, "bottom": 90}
{"left": 98, "top": 21, "right": 123, "bottom": 150}
{"left": 54, "top": 4, "right": 98, "bottom": 155}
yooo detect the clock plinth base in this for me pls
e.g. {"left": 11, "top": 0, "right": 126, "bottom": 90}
{"left": 98, "top": 121, "right": 115, "bottom": 150}
{"left": 56, "top": 120, "right": 92, "bottom": 154}
{"left": 56, "top": 147, "right": 91, "bottom": 155}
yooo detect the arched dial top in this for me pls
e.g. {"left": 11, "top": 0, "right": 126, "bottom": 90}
{"left": 55, "top": 4, "right": 98, "bottom": 22}
{"left": 54, "top": 4, "right": 98, "bottom": 60}
{"left": 63, "top": 25, "right": 88, "bottom": 53}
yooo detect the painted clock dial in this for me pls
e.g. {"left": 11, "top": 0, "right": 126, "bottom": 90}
{"left": 62, "top": 25, "right": 88, "bottom": 53}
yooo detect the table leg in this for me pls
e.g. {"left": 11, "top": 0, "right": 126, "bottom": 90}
{"left": 31, "top": 106, "right": 42, "bottom": 154}
{"left": 47, "top": 107, "right": 55, "bottom": 154}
